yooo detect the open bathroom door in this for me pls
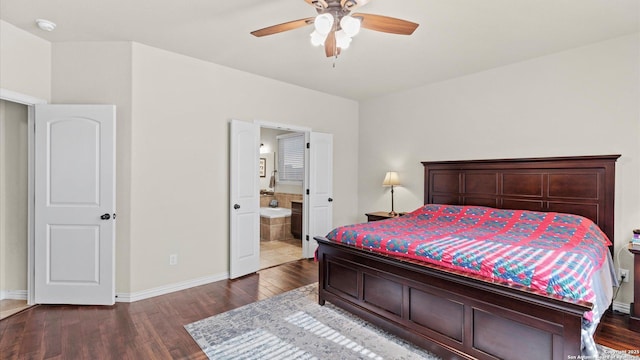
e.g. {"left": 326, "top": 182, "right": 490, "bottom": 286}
{"left": 304, "top": 132, "right": 333, "bottom": 258}
{"left": 229, "top": 120, "right": 260, "bottom": 279}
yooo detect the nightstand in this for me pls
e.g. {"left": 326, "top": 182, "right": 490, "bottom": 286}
{"left": 365, "top": 211, "right": 406, "bottom": 222}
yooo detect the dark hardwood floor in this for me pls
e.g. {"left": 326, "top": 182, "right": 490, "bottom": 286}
{"left": 0, "top": 259, "right": 638, "bottom": 359}
{"left": 0, "top": 260, "right": 317, "bottom": 360}
{"left": 595, "top": 310, "right": 640, "bottom": 355}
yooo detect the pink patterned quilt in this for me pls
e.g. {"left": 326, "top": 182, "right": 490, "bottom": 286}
{"left": 326, "top": 204, "right": 612, "bottom": 321}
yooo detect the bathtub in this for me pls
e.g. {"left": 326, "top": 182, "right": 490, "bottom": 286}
{"left": 260, "top": 207, "right": 292, "bottom": 219}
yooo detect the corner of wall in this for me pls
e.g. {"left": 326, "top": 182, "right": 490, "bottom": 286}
{"left": 0, "top": 20, "right": 52, "bottom": 102}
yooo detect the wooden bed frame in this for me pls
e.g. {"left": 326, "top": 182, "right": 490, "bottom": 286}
{"left": 316, "top": 155, "right": 620, "bottom": 360}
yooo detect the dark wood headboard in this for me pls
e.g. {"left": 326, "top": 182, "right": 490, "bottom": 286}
{"left": 422, "top": 155, "right": 620, "bottom": 245}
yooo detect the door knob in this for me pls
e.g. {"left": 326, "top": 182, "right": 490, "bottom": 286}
{"left": 234, "top": 204, "right": 241, "bottom": 209}
{"left": 100, "top": 213, "right": 111, "bottom": 220}
{"left": 328, "top": 198, "right": 333, "bottom": 202}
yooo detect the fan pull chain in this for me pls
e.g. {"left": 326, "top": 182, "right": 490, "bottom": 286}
{"left": 333, "top": 11, "right": 338, "bottom": 68}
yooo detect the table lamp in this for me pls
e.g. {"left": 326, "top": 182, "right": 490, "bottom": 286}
{"left": 382, "top": 171, "right": 401, "bottom": 216}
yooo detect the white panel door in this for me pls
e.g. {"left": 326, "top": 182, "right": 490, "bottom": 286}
{"left": 34, "top": 104, "right": 116, "bottom": 305}
{"left": 229, "top": 120, "right": 260, "bottom": 279}
{"left": 305, "top": 132, "right": 333, "bottom": 258}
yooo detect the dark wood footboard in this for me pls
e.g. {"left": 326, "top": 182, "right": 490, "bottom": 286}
{"left": 316, "top": 237, "right": 590, "bottom": 360}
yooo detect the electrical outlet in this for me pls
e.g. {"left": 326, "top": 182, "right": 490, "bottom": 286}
{"left": 619, "top": 268, "right": 629, "bottom": 282}
{"left": 169, "top": 254, "right": 178, "bottom": 266}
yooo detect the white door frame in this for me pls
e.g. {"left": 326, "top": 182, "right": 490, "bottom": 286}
{"left": 255, "top": 121, "right": 310, "bottom": 139}
{"left": 0, "top": 88, "right": 48, "bottom": 305}
{"left": 254, "top": 120, "right": 313, "bottom": 258}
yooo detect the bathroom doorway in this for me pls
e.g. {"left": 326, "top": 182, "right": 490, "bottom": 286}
{"left": 0, "top": 99, "right": 30, "bottom": 319}
{"left": 258, "top": 127, "right": 304, "bottom": 269}
{"left": 230, "top": 119, "right": 332, "bottom": 279}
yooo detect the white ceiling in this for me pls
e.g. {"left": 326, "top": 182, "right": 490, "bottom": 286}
{"left": 1, "top": 0, "right": 638, "bottom": 100}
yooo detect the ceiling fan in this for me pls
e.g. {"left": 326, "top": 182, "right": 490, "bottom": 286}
{"left": 250, "top": 0, "right": 419, "bottom": 58}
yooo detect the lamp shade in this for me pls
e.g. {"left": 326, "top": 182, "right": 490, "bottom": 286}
{"left": 382, "top": 171, "right": 400, "bottom": 186}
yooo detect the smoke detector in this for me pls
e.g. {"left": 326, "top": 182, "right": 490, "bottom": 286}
{"left": 35, "top": 19, "right": 56, "bottom": 32}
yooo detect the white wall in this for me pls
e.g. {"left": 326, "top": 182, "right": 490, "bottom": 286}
{"left": 358, "top": 34, "right": 640, "bottom": 305}
{"left": 0, "top": 20, "right": 51, "bottom": 101}
{"left": 0, "top": 100, "right": 29, "bottom": 296}
{"left": 128, "top": 43, "right": 358, "bottom": 292}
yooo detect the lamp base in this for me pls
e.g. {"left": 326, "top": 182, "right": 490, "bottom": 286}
{"left": 388, "top": 211, "right": 398, "bottom": 217}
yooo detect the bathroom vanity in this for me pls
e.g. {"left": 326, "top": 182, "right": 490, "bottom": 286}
{"left": 291, "top": 200, "right": 302, "bottom": 239}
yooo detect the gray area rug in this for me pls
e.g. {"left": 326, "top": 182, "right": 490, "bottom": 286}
{"left": 185, "top": 283, "right": 438, "bottom": 359}
{"left": 185, "top": 283, "right": 635, "bottom": 360}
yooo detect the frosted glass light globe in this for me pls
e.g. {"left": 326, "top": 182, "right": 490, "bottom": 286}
{"left": 335, "top": 30, "right": 352, "bottom": 49}
{"left": 340, "top": 15, "right": 361, "bottom": 37}
{"left": 314, "top": 13, "right": 334, "bottom": 35}
{"left": 310, "top": 31, "right": 326, "bottom": 47}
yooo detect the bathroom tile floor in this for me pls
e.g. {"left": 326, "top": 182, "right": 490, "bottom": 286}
{"left": 260, "top": 238, "right": 303, "bottom": 269}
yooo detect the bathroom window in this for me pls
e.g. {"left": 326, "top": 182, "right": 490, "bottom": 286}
{"left": 277, "top": 133, "right": 304, "bottom": 182}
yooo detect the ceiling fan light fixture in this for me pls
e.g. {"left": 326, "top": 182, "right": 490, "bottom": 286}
{"left": 252, "top": 0, "right": 419, "bottom": 61}
{"left": 314, "top": 13, "right": 334, "bottom": 35}
{"left": 340, "top": 15, "right": 361, "bottom": 37}
{"left": 310, "top": 30, "right": 326, "bottom": 47}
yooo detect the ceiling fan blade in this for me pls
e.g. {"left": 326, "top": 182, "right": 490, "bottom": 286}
{"left": 251, "top": 17, "right": 315, "bottom": 37}
{"left": 352, "top": 13, "right": 419, "bottom": 35}
{"left": 341, "top": 0, "right": 371, "bottom": 11}
{"left": 324, "top": 30, "right": 341, "bottom": 57}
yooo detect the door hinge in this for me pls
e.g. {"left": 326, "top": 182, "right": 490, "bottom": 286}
{"left": 306, "top": 189, "right": 309, "bottom": 195}
{"left": 306, "top": 235, "right": 309, "bottom": 241}
{"left": 306, "top": 142, "right": 310, "bottom": 149}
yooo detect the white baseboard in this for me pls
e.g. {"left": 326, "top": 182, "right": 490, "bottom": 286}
{"left": 0, "top": 290, "right": 28, "bottom": 301}
{"left": 115, "top": 272, "right": 229, "bottom": 303}
{"left": 612, "top": 301, "right": 630, "bottom": 314}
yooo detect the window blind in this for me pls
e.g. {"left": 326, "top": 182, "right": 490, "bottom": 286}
{"left": 277, "top": 133, "right": 304, "bottom": 182}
